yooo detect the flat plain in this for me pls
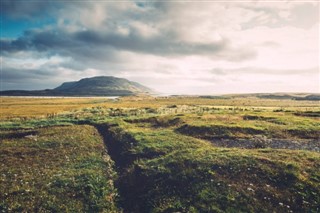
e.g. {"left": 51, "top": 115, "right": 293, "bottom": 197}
{"left": 0, "top": 96, "right": 319, "bottom": 212}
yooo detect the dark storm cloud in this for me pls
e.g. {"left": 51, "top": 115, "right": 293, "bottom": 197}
{"left": 1, "top": 29, "right": 115, "bottom": 61}
{"left": 75, "top": 30, "right": 230, "bottom": 56}
{"left": 1, "top": 27, "right": 255, "bottom": 62}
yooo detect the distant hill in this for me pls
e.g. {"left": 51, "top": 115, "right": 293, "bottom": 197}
{"left": 1, "top": 76, "right": 155, "bottom": 96}
{"left": 294, "top": 94, "right": 320, "bottom": 101}
{"left": 224, "top": 93, "right": 320, "bottom": 101}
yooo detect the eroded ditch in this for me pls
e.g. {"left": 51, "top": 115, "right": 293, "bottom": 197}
{"left": 94, "top": 123, "right": 145, "bottom": 213}
{"left": 93, "top": 122, "right": 320, "bottom": 212}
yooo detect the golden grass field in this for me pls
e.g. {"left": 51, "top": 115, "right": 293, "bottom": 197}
{"left": 1, "top": 96, "right": 319, "bottom": 120}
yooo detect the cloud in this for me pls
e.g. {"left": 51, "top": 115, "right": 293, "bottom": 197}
{"left": 209, "top": 67, "right": 319, "bottom": 76}
{"left": 1, "top": 24, "right": 256, "bottom": 61}
{"left": 74, "top": 29, "right": 228, "bottom": 56}
{"left": 238, "top": 2, "right": 319, "bottom": 29}
{"left": 1, "top": 1, "right": 319, "bottom": 93}
{"left": 1, "top": 1, "right": 260, "bottom": 61}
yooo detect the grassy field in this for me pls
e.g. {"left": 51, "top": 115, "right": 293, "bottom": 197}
{"left": 0, "top": 125, "right": 119, "bottom": 212}
{"left": 101, "top": 118, "right": 319, "bottom": 212}
{"left": 1, "top": 96, "right": 319, "bottom": 119}
{"left": 0, "top": 96, "right": 319, "bottom": 212}
{"left": 0, "top": 97, "right": 114, "bottom": 119}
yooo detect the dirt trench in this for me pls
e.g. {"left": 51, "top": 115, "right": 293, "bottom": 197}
{"left": 94, "top": 123, "right": 144, "bottom": 213}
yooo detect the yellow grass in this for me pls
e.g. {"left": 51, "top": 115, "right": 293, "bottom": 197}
{"left": 1, "top": 96, "right": 319, "bottom": 120}
{"left": 0, "top": 97, "right": 108, "bottom": 119}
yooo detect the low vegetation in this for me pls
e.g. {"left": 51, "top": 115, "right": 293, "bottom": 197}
{"left": 0, "top": 96, "right": 319, "bottom": 212}
{"left": 101, "top": 120, "right": 319, "bottom": 212}
{"left": 1, "top": 96, "right": 319, "bottom": 119}
{"left": 0, "top": 125, "right": 119, "bottom": 212}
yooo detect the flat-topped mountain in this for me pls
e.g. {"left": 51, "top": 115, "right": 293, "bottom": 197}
{"left": 53, "top": 76, "right": 154, "bottom": 96}
{"left": 1, "top": 76, "right": 154, "bottom": 96}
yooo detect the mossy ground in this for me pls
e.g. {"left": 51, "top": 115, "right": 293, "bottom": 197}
{"left": 0, "top": 96, "right": 319, "bottom": 212}
{"left": 0, "top": 125, "right": 119, "bottom": 212}
{"left": 104, "top": 120, "right": 319, "bottom": 212}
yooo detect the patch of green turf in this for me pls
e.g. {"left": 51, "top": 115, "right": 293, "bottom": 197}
{"left": 102, "top": 120, "right": 320, "bottom": 212}
{"left": 0, "top": 125, "right": 119, "bottom": 212}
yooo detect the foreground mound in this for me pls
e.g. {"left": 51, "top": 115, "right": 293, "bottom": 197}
{"left": 99, "top": 120, "right": 320, "bottom": 212}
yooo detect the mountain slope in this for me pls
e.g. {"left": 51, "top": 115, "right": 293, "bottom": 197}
{"left": 1, "top": 76, "right": 154, "bottom": 96}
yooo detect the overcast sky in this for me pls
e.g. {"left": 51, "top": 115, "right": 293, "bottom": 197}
{"left": 1, "top": 0, "right": 319, "bottom": 94}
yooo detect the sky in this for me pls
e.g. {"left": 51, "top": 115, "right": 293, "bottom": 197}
{"left": 1, "top": 0, "right": 319, "bottom": 95}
